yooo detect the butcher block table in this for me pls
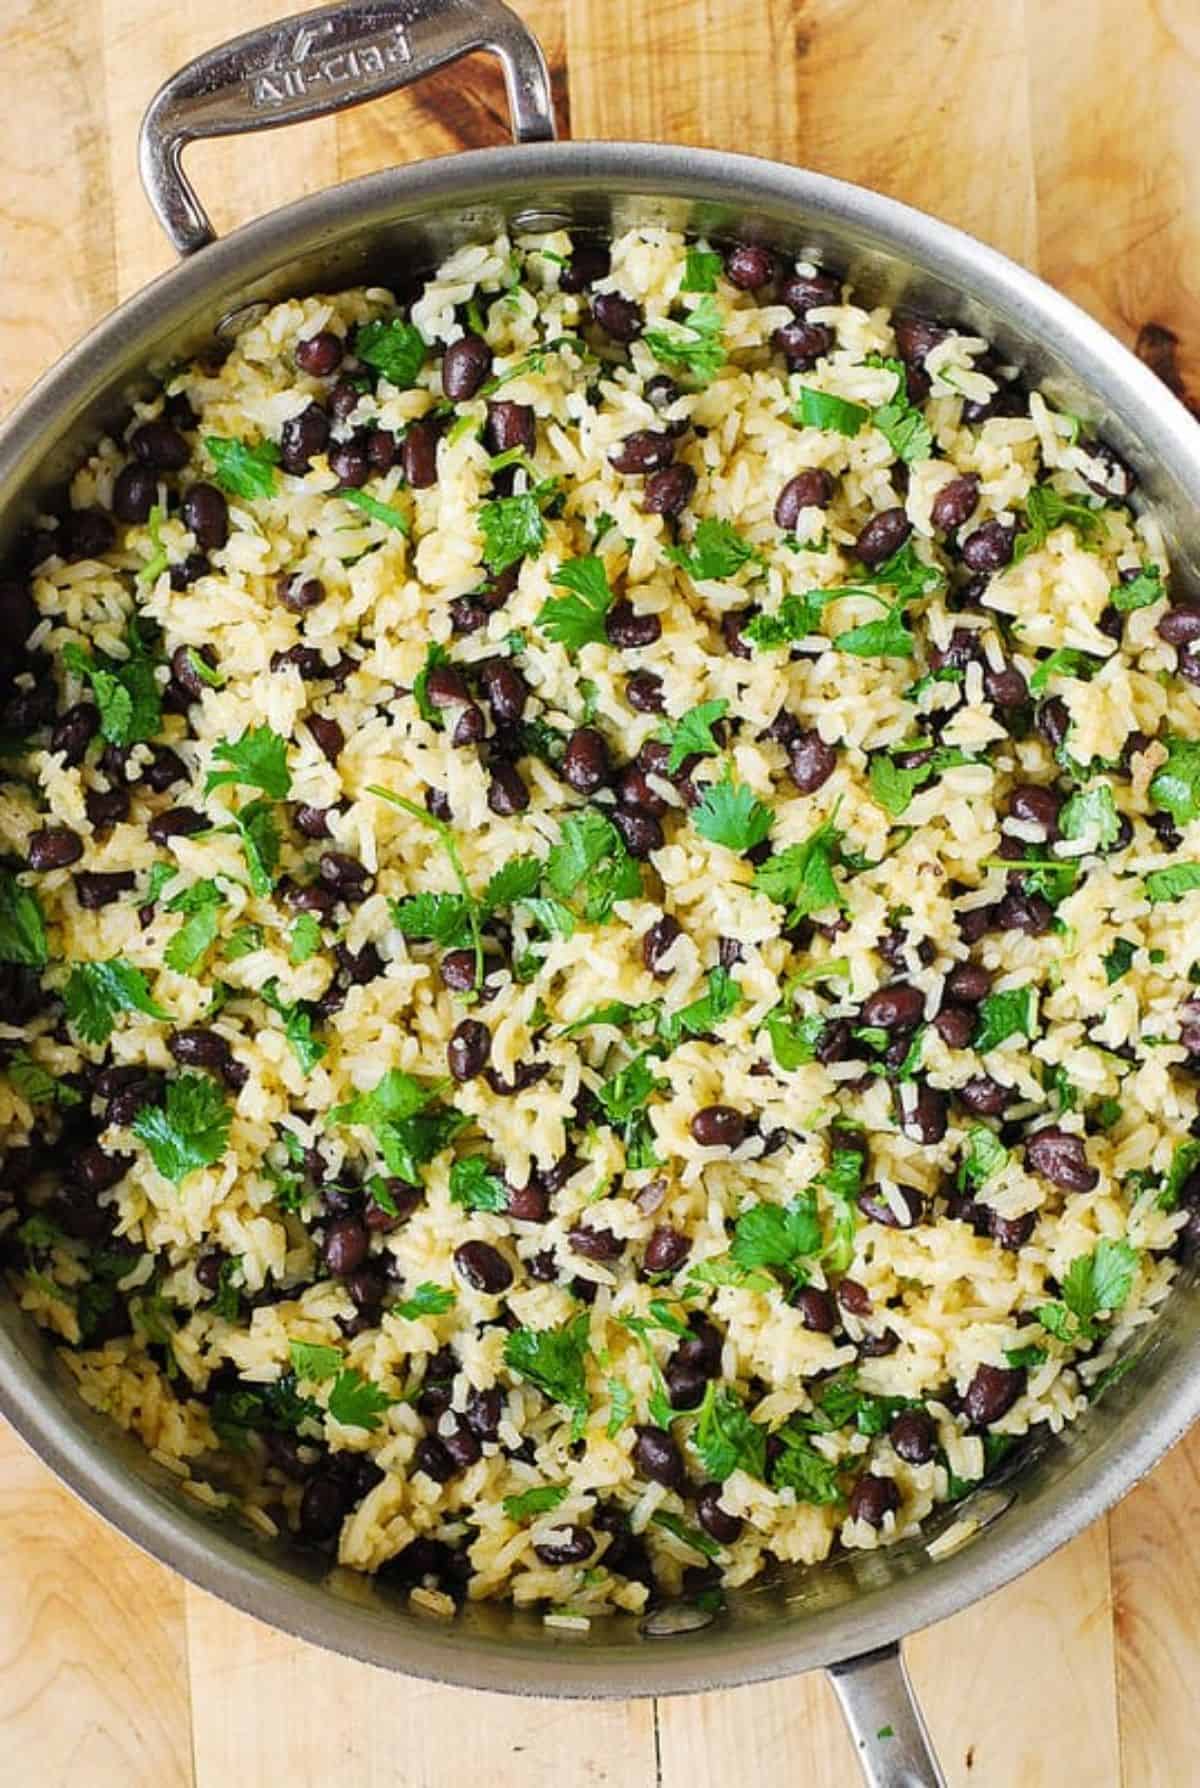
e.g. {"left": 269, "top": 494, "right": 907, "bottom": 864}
{"left": 1, "top": 1, "right": 1198, "bottom": 1782}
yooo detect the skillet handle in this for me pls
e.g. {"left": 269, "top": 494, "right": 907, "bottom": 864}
{"left": 826, "top": 1644, "right": 947, "bottom": 1788}
{"left": 138, "top": 0, "right": 556, "bottom": 257}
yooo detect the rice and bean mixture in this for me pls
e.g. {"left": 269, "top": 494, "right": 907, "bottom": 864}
{"left": 2, "top": 225, "right": 1199, "bottom": 1622}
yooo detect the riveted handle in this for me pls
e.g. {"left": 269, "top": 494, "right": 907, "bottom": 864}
{"left": 827, "top": 1644, "right": 947, "bottom": 1788}
{"left": 138, "top": 0, "right": 556, "bottom": 256}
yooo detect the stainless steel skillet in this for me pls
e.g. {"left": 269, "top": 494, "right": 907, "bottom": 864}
{"left": 3, "top": 4, "right": 1200, "bottom": 1782}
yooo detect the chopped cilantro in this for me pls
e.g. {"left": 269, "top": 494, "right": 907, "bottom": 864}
{"left": 643, "top": 295, "right": 725, "bottom": 385}
{"left": 1145, "top": 863, "right": 1200, "bottom": 903}
{"left": 63, "top": 958, "right": 169, "bottom": 1045}
{"left": 680, "top": 246, "right": 722, "bottom": 293}
{"left": 289, "top": 1340, "right": 342, "bottom": 1383}
{"left": 753, "top": 816, "right": 846, "bottom": 921}
{"left": 665, "top": 518, "right": 757, "bottom": 582}
{"left": 163, "top": 880, "right": 224, "bottom": 975}
{"left": 1103, "top": 937, "right": 1136, "bottom": 984}
{"left": 354, "top": 317, "right": 426, "bottom": 388}
{"left": 1037, "top": 1239, "right": 1138, "bottom": 1344}
{"left": 341, "top": 488, "right": 409, "bottom": 532}
{"left": 538, "top": 555, "right": 614, "bottom": 651}
{"left": 769, "top": 1427, "right": 843, "bottom": 1503}
{"left": 792, "top": 388, "right": 868, "bottom": 435}
{"left": 133, "top": 1072, "right": 231, "bottom": 1184}
{"left": 0, "top": 873, "right": 47, "bottom": 967}
{"left": 503, "top": 1484, "right": 569, "bottom": 1521}
{"left": 504, "top": 1313, "right": 590, "bottom": 1426}
{"left": 973, "top": 985, "right": 1036, "bottom": 1053}
{"left": 7, "top": 1050, "right": 80, "bottom": 1108}
{"left": 328, "top": 1367, "right": 392, "bottom": 1431}
{"left": 289, "top": 912, "right": 323, "bottom": 965}
{"left": 868, "top": 356, "right": 933, "bottom": 464}
{"left": 260, "top": 979, "right": 326, "bottom": 1073}
{"left": 958, "top": 1125, "right": 1008, "bottom": 1188}
{"left": 1150, "top": 737, "right": 1200, "bottom": 826}
{"left": 61, "top": 632, "right": 161, "bottom": 749}
{"left": 761, "top": 1007, "right": 826, "bottom": 1069}
{"left": 731, "top": 1192, "right": 821, "bottom": 1285}
{"left": 229, "top": 800, "right": 280, "bottom": 898}
{"left": 1111, "top": 564, "right": 1163, "bottom": 612}
{"left": 478, "top": 478, "right": 559, "bottom": 574}
{"left": 449, "top": 1155, "right": 508, "bottom": 1212}
{"left": 693, "top": 1382, "right": 767, "bottom": 1481}
{"left": 692, "top": 771, "right": 773, "bottom": 852}
{"left": 1059, "top": 782, "right": 1120, "bottom": 849}
{"left": 203, "top": 435, "right": 280, "bottom": 500}
{"left": 1013, "top": 483, "right": 1105, "bottom": 563}
{"left": 393, "top": 1282, "right": 456, "bottom": 1320}
{"left": 330, "top": 1067, "right": 466, "bottom": 1183}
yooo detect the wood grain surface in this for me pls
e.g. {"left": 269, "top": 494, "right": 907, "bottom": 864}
{"left": 1, "top": 1, "right": 1198, "bottom": 1783}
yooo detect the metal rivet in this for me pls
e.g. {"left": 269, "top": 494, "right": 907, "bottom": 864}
{"left": 512, "top": 207, "right": 571, "bottom": 234}
{"left": 215, "top": 300, "right": 271, "bottom": 340}
{"left": 639, "top": 1603, "right": 715, "bottom": 1637}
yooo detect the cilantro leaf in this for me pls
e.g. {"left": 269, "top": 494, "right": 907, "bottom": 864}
{"left": 731, "top": 1193, "right": 822, "bottom": 1282}
{"left": 138, "top": 504, "right": 169, "bottom": 585}
{"left": 657, "top": 698, "right": 728, "bottom": 772}
{"left": 330, "top": 1068, "right": 466, "bottom": 1183}
{"left": 261, "top": 979, "right": 326, "bottom": 1073}
{"left": 658, "top": 965, "right": 742, "bottom": 1044}
{"left": 289, "top": 1341, "right": 342, "bottom": 1383}
{"left": 693, "top": 1382, "right": 766, "bottom": 1482}
{"left": 449, "top": 1155, "right": 508, "bottom": 1212}
{"left": 61, "top": 636, "right": 161, "bottom": 749}
{"left": 230, "top": 800, "right": 280, "bottom": 897}
{"left": 1150, "top": 737, "right": 1200, "bottom": 826}
{"left": 606, "top": 1378, "right": 634, "bottom": 1437}
{"left": 341, "top": 488, "right": 409, "bottom": 532}
{"left": 1111, "top": 564, "right": 1163, "bottom": 613}
{"left": 665, "top": 518, "right": 757, "bottom": 582}
{"left": 753, "top": 817, "right": 845, "bottom": 920}
{"left": 681, "top": 247, "right": 722, "bottom": 293}
{"left": 7, "top": 1050, "right": 80, "bottom": 1108}
{"left": 63, "top": 958, "right": 169, "bottom": 1045}
{"left": 692, "top": 771, "right": 773, "bottom": 852}
{"left": 354, "top": 317, "right": 426, "bottom": 388}
{"left": 1159, "top": 1140, "right": 1200, "bottom": 1211}
{"left": 164, "top": 882, "right": 223, "bottom": 975}
{"left": 538, "top": 556, "right": 614, "bottom": 652}
{"left": 503, "top": 1484, "right": 569, "bottom": 1521}
{"left": 393, "top": 1282, "right": 456, "bottom": 1320}
{"left": 820, "top": 1147, "right": 864, "bottom": 1272}
{"left": 0, "top": 872, "right": 47, "bottom": 967}
{"left": 206, "top": 725, "right": 291, "bottom": 800}
{"left": 1028, "top": 647, "right": 1103, "bottom": 696}
{"left": 761, "top": 1007, "right": 826, "bottom": 1069}
{"left": 869, "top": 357, "right": 933, "bottom": 464}
{"left": 643, "top": 296, "right": 725, "bottom": 385}
{"left": 1145, "top": 863, "right": 1200, "bottom": 903}
{"left": 479, "top": 478, "right": 558, "bottom": 574}
{"left": 685, "top": 1256, "right": 775, "bottom": 1292}
{"left": 1058, "top": 782, "right": 1120, "bottom": 849}
{"left": 203, "top": 435, "right": 280, "bottom": 500}
{"left": 835, "top": 600, "right": 915, "bottom": 658}
{"left": 545, "top": 810, "right": 641, "bottom": 920}
{"left": 792, "top": 388, "right": 867, "bottom": 435}
{"left": 958, "top": 1125, "right": 1008, "bottom": 1188}
{"left": 413, "top": 642, "right": 449, "bottom": 728}
{"left": 744, "top": 589, "right": 837, "bottom": 649}
{"left": 973, "top": 985, "right": 1036, "bottom": 1053}
{"left": 1013, "top": 483, "right": 1105, "bottom": 563}
{"left": 289, "top": 912, "right": 323, "bottom": 965}
{"left": 806, "top": 1368, "right": 902, "bottom": 1437}
{"left": 1103, "top": 937, "right": 1136, "bottom": 984}
{"left": 133, "top": 1072, "right": 231, "bottom": 1184}
{"left": 389, "top": 891, "right": 474, "bottom": 947}
{"left": 596, "top": 1050, "right": 662, "bottom": 1126}
{"left": 327, "top": 1367, "right": 392, "bottom": 1431}
{"left": 484, "top": 853, "right": 557, "bottom": 913}
{"left": 769, "top": 1427, "right": 844, "bottom": 1504}
{"left": 651, "top": 1509, "right": 722, "bottom": 1558}
{"left": 519, "top": 895, "right": 577, "bottom": 938}
{"left": 1037, "top": 1238, "right": 1138, "bottom": 1344}
{"left": 503, "top": 1313, "right": 590, "bottom": 1420}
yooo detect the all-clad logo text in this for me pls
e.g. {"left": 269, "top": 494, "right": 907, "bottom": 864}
{"left": 248, "top": 22, "right": 412, "bottom": 107}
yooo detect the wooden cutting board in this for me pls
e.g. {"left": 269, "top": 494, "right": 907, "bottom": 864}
{"left": 1, "top": 2, "right": 1197, "bottom": 1782}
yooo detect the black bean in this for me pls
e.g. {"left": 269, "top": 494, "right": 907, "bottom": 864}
{"left": 85, "top": 784, "right": 130, "bottom": 831}
{"left": 413, "top": 1436, "right": 456, "bottom": 1484}
{"left": 568, "top": 1224, "right": 624, "bottom": 1262}
{"left": 440, "top": 949, "right": 479, "bottom": 993}
{"left": 1008, "top": 783, "right": 1063, "bottom": 838}
{"left": 71, "top": 1143, "right": 132, "bottom": 1195}
{"left": 591, "top": 291, "right": 643, "bottom": 341}
{"left": 848, "top": 1473, "right": 900, "bottom": 1527}
{"left": 856, "top": 507, "right": 912, "bottom": 567}
{"left": 610, "top": 429, "right": 676, "bottom": 475}
{"left": 300, "top": 1473, "right": 348, "bottom": 1541}
{"left": 1081, "top": 438, "right": 1135, "bottom": 501}
{"left": 365, "top": 427, "right": 397, "bottom": 474}
{"left": 626, "top": 669, "right": 665, "bottom": 713}
{"left": 773, "top": 320, "right": 834, "bottom": 369}
{"left": 605, "top": 600, "right": 662, "bottom": 651}
{"left": 561, "top": 726, "right": 610, "bottom": 795}
{"left": 328, "top": 437, "right": 368, "bottom": 488}
{"left": 933, "top": 1007, "right": 975, "bottom": 1050}
{"left": 1035, "top": 696, "right": 1070, "bottom": 749}
{"left": 958, "top": 1075, "right": 1010, "bottom": 1116}
{"left": 956, "top": 903, "right": 998, "bottom": 944}
{"left": 345, "top": 1265, "right": 386, "bottom": 1313}
{"left": 633, "top": 1424, "right": 684, "bottom": 1489}
{"left": 612, "top": 807, "right": 663, "bottom": 858}
{"left": 63, "top": 508, "right": 115, "bottom": 560}
{"left": 323, "top": 1217, "right": 369, "bottom": 1277}
{"left": 858, "top": 1183, "right": 923, "bottom": 1229}
{"left": 280, "top": 403, "right": 329, "bottom": 474}
{"left": 168, "top": 641, "right": 216, "bottom": 699}
{"left": 837, "top": 1277, "right": 872, "bottom": 1317}
{"left": 781, "top": 270, "right": 842, "bottom": 315}
{"left": 454, "top": 1240, "right": 513, "bottom": 1293}
{"left": 984, "top": 663, "right": 1029, "bottom": 708}
{"left": 140, "top": 745, "right": 188, "bottom": 793}
{"left": 147, "top": 806, "right": 204, "bottom": 845}
{"left": 304, "top": 714, "right": 342, "bottom": 766}
{"left": 989, "top": 1209, "right": 1035, "bottom": 1251}
{"left": 75, "top": 869, "right": 136, "bottom": 910}
{"left": 195, "top": 1249, "right": 227, "bottom": 1293}
{"left": 180, "top": 482, "right": 229, "bottom": 550}
{"left": 276, "top": 573, "right": 325, "bottom": 614}
{"left": 963, "top": 1363, "right": 1025, "bottom": 1426}
{"left": 813, "top": 1017, "right": 851, "bottom": 1064}
{"left": 113, "top": 463, "right": 158, "bottom": 524}
{"left": 775, "top": 469, "right": 834, "bottom": 528}
{"left": 642, "top": 913, "right": 681, "bottom": 976}
{"left": 27, "top": 827, "right": 82, "bottom": 871}
{"left": 449, "top": 705, "right": 483, "bottom": 749}
{"left": 130, "top": 419, "right": 189, "bottom": 470}
{"left": 168, "top": 1028, "right": 230, "bottom": 1073}
{"left": 644, "top": 1226, "right": 691, "bottom": 1273}
{"left": 792, "top": 1286, "right": 836, "bottom": 1332}
{"left": 50, "top": 702, "right": 99, "bottom": 767}
{"left": 280, "top": 878, "right": 334, "bottom": 915}
{"left": 690, "top": 1105, "right": 746, "bottom": 1149}
{"left": 447, "top": 1018, "right": 491, "bottom": 1082}
{"left": 995, "top": 886, "right": 1054, "bottom": 934}
{"left": 667, "top": 1361, "right": 708, "bottom": 1409}
{"left": 787, "top": 728, "right": 837, "bottom": 794}
{"left": 487, "top": 762, "right": 528, "bottom": 815}
{"left": 723, "top": 242, "right": 774, "bottom": 289}
{"left": 485, "top": 400, "right": 536, "bottom": 456}
{"left": 890, "top": 1409, "right": 936, "bottom": 1464}
{"left": 478, "top": 658, "right": 528, "bottom": 724}
{"left": 642, "top": 463, "right": 696, "bottom": 517}
{"left": 892, "top": 315, "right": 948, "bottom": 366}
{"left": 167, "top": 553, "right": 211, "bottom": 594}
{"left": 619, "top": 761, "right": 668, "bottom": 817}
{"left": 328, "top": 378, "right": 361, "bottom": 423}
{"left": 295, "top": 330, "right": 343, "bottom": 376}
{"left": 1157, "top": 605, "right": 1200, "bottom": 647}
{"left": 861, "top": 981, "right": 924, "bottom": 1032}
{"left": 534, "top": 1525, "right": 596, "bottom": 1566}
{"left": 559, "top": 242, "right": 611, "bottom": 293}
{"left": 293, "top": 803, "right": 333, "bottom": 840}
{"left": 335, "top": 941, "right": 382, "bottom": 986}
{"left": 902, "top": 1085, "right": 947, "bottom": 1144}
{"left": 442, "top": 333, "right": 493, "bottom": 400}
{"left": 930, "top": 475, "right": 980, "bottom": 533}
{"left": 505, "top": 1180, "right": 547, "bottom": 1223}
{"left": 441, "top": 1418, "right": 483, "bottom": 1473}
{"left": 464, "top": 1386, "right": 503, "bottom": 1441}
{"left": 688, "top": 1483, "right": 743, "bottom": 1549}
{"left": 1024, "top": 1126, "right": 1098, "bottom": 1191}
{"left": 961, "top": 520, "right": 1016, "bottom": 573}
{"left": 317, "top": 854, "right": 370, "bottom": 906}
{"left": 402, "top": 417, "right": 439, "bottom": 489}
{"left": 672, "top": 1317, "right": 723, "bottom": 1383}
{"left": 423, "top": 663, "right": 471, "bottom": 709}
